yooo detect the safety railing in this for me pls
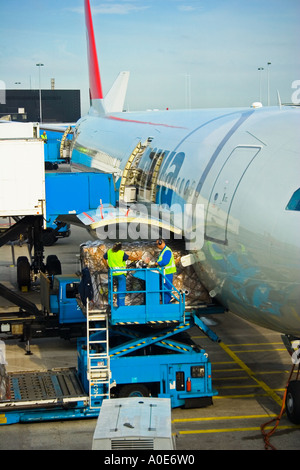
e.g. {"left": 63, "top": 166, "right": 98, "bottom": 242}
{"left": 108, "top": 266, "right": 185, "bottom": 311}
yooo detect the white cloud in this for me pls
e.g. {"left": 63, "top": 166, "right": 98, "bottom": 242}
{"left": 93, "top": 3, "right": 150, "bottom": 14}
{"left": 68, "top": 2, "right": 150, "bottom": 15}
{"left": 178, "top": 5, "right": 196, "bottom": 12}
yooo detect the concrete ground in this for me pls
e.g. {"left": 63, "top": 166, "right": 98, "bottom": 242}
{"left": 0, "top": 225, "right": 299, "bottom": 451}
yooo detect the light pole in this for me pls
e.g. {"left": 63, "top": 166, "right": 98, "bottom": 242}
{"left": 258, "top": 67, "right": 264, "bottom": 103}
{"left": 267, "top": 62, "right": 271, "bottom": 106}
{"left": 36, "top": 63, "right": 44, "bottom": 122}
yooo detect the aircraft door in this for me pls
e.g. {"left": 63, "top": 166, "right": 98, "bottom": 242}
{"left": 205, "top": 145, "right": 261, "bottom": 244}
{"left": 119, "top": 138, "right": 150, "bottom": 203}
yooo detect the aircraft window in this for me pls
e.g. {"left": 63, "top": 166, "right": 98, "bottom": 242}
{"left": 286, "top": 188, "right": 300, "bottom": 211}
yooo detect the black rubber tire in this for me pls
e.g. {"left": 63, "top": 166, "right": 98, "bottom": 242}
{"left": 119, "top": 384, "right": 150, "bottom": 398}
{"left": 45, "top": 255, "right": 62, "bottom": 276}
{"left": 42, "top": 229, "right": 58, "bottom": 246}
{"left": 286, "top": 381, "right": 300, "bottom": 424}
{"left": 17, "top": 256, "right": 31, "bottom": 290}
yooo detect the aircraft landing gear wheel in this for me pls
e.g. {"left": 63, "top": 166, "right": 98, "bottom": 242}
{"left": 286, "top": 381, "right": 300, "bottom": 424}
{"left": 119, "top": 384, "right": 150, "bottom": 398}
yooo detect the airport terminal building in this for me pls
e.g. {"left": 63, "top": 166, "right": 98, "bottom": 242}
{"left": 0, "top": 89, "right": 81, "bottom": 123}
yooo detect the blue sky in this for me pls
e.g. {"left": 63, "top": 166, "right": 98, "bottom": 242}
{"left": 1, "top": 0, "right": 299, "bottom": 114}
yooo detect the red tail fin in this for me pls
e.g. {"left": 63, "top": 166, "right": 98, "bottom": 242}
{"left": 84, "top": 0, "right": 103, "bottom": 100}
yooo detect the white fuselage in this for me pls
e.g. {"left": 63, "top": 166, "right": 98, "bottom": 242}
{"left": 71, "top": 105, "right": 300, "bottom": 336}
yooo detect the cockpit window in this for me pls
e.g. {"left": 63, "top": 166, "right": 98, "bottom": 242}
{"left": 286, "top": 188, "right": 300, "bottom": 211}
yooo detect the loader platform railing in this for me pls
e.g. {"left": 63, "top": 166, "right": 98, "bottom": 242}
{"left": 107, "top": 266, "right": 185, "bottom": 325}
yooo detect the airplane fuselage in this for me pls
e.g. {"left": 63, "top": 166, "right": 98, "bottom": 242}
{"left": 71, "top": 105, "right": 300, "bottom": 336}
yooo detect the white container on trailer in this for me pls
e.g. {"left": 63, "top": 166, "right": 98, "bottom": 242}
{"left": 0, "top": 122, "right": 39, "bottom": 139}
{"left": 0, "top": 139, "right": 45, "bottom": 217}
{"left": 92, "top": 397, "right": 175, "bottom": 450}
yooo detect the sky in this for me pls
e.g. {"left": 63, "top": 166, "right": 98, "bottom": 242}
{"left": 1, "top": 0, "right": 299, "bottom": 115}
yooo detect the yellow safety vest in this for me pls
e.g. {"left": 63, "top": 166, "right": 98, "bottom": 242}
{"left": 157, "top": 246, "right": 176, "bottom": 275}
{"left": 107, "top": 249, "right": 127, "bottom": 276}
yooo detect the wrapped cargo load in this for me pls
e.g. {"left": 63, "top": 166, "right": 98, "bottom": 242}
{"left": 0, "top": 342, "right": 9, "bottom": 400}
{"left": 0, "top": 365, "right": 9, "bottom": 400}
{"left": 80, "top": 241, "right": 210, "bottom": 309}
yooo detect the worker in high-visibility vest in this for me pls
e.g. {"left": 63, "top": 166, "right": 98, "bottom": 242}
{"left": 104, "top": 242, "right": 129, "bottom": 307}
{"left": 154, "top": 239, "right": 176, "bottom": 304}
{"left": 41, "top": 131, "right": 47, "bottom": 142}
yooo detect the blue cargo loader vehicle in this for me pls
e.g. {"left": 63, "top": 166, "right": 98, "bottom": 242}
{"left": 42, "top": 171, "right": 117, "bottom": 245}
{"left": 0, "top": 265, "right": 223, "bottom": 425}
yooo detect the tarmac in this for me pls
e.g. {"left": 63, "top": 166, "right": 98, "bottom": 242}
{"left": 0, "top": 224, "right": 299, "bottom": 451}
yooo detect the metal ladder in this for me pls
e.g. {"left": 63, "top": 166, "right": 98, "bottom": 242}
{"left": 86, "top": 300, "right": 110, "bottom": 409}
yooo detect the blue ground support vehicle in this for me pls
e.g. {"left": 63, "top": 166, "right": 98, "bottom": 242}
{"left": 0, "top": 270, "right": 87, "bottom": 349}
{"left": 43, "top": 127, "right": 73, "bottom": 170}
{"left": 41, "top": 272, "right": 86, "bottom": 325}
{"left": 42, "top": 127, "right": 73, "bottom": 241}
{"left": 0, "top": 266, "right": 223, "bottom": 425}
{"left": 42, "top": 127, "right": 117, "bottom": 245}
{"left": 42, "top": 171, "right": 117, "bottom": 245}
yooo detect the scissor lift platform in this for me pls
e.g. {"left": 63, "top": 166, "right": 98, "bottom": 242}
{"left": 0, "top": 267, "right": 224, "bottom": 424}
{"left": 109, "top": 266, "right": 208, "bottom": 325}
{"left": 77, "top": 265, "right": 223, "bottom": 410}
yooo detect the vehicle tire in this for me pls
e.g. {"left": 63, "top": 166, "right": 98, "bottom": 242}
{"left": 42, "top": 228, "right": 58, "bottom": 246}
{"left": 119, "top": 384, "right": 150, "bottom": 398}
{"left": 286, "top": 381, "right": 300, "bottom": 424}
{"left": 17, "top": 256, "right": 31, "bottom": 290}
{"left": 45, "top": 255, "right": 62, "bottom": 276}
{"left": 62, "top": 230, "right": 71, "bottom": 238}
{"left": 45, "top": 162, "right": 53, "bottom": 170}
